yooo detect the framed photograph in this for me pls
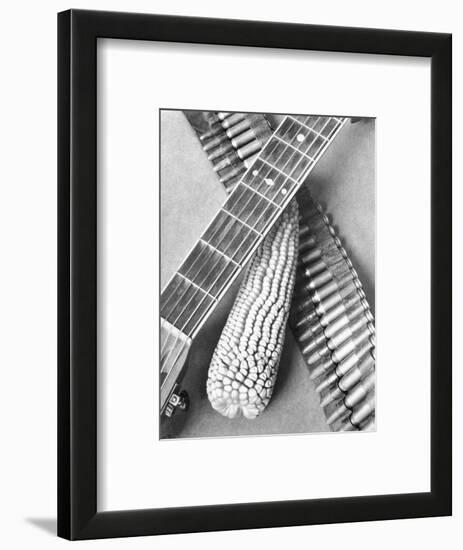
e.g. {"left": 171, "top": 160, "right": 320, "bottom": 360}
{"left": 58, "top": 9, "right": 452, "bottom": 540}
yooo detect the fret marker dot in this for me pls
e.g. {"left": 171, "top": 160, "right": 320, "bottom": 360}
{"left": 252, "top": 169, "right": 259, "bottom": 176}
{"left": 297, "top": 134, "right": 305, "bottom": 142}
{"left": 281, "top": 188, "right": 288, "bottom": 195}
{"left": 264, "top": 178, "right": 274, "bottom": 186}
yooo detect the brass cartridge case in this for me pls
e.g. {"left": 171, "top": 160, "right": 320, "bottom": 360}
{"left": 328, "top": 312, "right": 371, "bottom": 351}
{"left": 324, "top": 301, "right": 365, "bottom": 338}
{"left": 320, "top": 385, "right": 344, "bottom": 407}
{"left": 203, "top": 131, "right": 229, "bottom": 152}
{"left": 297, "top": 312, "right": 321, "bottom": 338}
{"left": 299, "top": 236, "right": 318, "bottom": 254}
{"left": 308, "top": 260, "right": 350, "bottom": 291}
{"left": 319, "top": 291, "right": 365, "bottom": 328}
{"left": 351, "top": 393, "right": 375, "bottom": 425}
{"left": 207, "top": 141, "right": 235, "bottom": 161}
{"left": 345, "top": 371, "right": 375, "bottom": 409}
{"left": 311, "top": 272, "right": 352, "bottom": 304}
{"left": 227, "top": 115, "right": 266, "bottom": 140}
{"left": 315, "top": 283, "right": 357, "bottom": 317}
{"left": 331, "top": 323, "right": 375, "bottom": 364}
{"left": 326, "top": 402, "right": 350, "bottom": 425}
{"left": 221, "top": 113, "right": 246, "bottom": 128}
{"left": 335, "top": 339, "right": 374, "bottom": 378}
{"left": 315, "top": 370, "right": 338, "bottom": 394}
{"left": 338, "top": 351, "right": 375, "bottom": 392}
{"left": 237, "top": 139, "right": 263, "bottom": 160}
{"left": 339, "top": 420, "right": 358, "bottom": 432}
{"left": 309, "top": 356, "right": 335, "bottom": 380}
{"left": 301, "top": 329, "right": 327, "bottom": 356}
{"left": 219, "top": 164, "right": 246, "bottom": 185}
{"left": 213, "top": 150, "right": 241, "bottom": 172}
{"left": 293, "top": 294, "right": 316, "bottom": 316}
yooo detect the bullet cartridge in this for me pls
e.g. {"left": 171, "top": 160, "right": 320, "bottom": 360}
{"left": 338, "top": 351, "right": 375, "bottom": 392}
{"left": 350, "top": 393, "right": 375, "bottom": 425}
{"left": 292, "top": 302, "right": 318, "bottom": 328}
{"left": 217, "top": 112, "right": 232, "bottom": 120}
{"left": 300, "top": 258, "right": 327, "bottom": 278}
{"left": 328, "top": 312, "right": 371, "bottom": 351}
{"left": 213, "top": 150, "right": 241, "bottom": 172}
{"left": 203, "top": 130, "right": 229, "bottom": 152}
{"left": 301, "top": 238, "right": 340, "bottom": 267}
{"left": 297, "top": 314, "right": 321, "bottom": 339}
{"left": 339, "top": 420, "right": 358, "bottom": 432}
{"left": 345, "top": 371, "right": 375, "bottom": 409}
{"left": 308, "top": 260, "right": 350, "bottom": 291}
{"left": 315, "top": 281, "right": 358, "bottom": 316}
{"left": 305, "top": 342, "right": 331, "bottom": 366}
{"left": 221, "top": 113, "right": 246, "bottom": 128}
{"left": 294, "top": 309, "right": 319, "bottom": 330}
{"left": 319, "top": 291, "right": 364, "bottom": 328}
{"left": 309, "top": 356, "right": 334, "bottom": 380}
{"left": 331, "top": 323, "right": 375, "bottom": 364}
{"left": 219, "top": 164, "right": 246, "bottom": 185}
{"left": 324, "top": 301, "right": 365, "bottom": 338}
{"left": 243, "top": 153, "right": 260, "bottom": 168}
{"left": 237, "top": 139, "right": 263, "bottom": 160}
{"left": 298, "top": 237, "right": 318, "bottom": 256}
{"left": 299, "top": 224, "right": 311, "bottom": 240}
{"left": 293, "top": 294, "right": 316, "bottom": 316}
{"left": 335, "top": 339, "right": 374, "bottom": 378}
{"left": 311, "top": 272, "right": 352, "bottom": 304}
{"left": 315, "top": 370, "right": 338, "bottom": 394}
{"left": 224, "top": 117, "right": 252, "bottom": 138}
{"left": 228, "top": 116, "right": 267, "bottom": 141}
{"left": 207, "top": 141, "right": 235, "bottom": 161}
{"left": 199, "top": 120, "right": 223, "bottom": 142}
{"left": 320, "top": 385, "right": 344, "bottom": 408}
{"left": 301, "top": 329, "right": 327, "bottom": 356}
{"left": 326, "top": 402, "right": 350, "bottom": 425}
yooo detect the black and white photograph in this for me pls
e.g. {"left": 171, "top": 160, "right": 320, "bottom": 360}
{"left": 160, "top": 110, "right": 375, "bottom": 439}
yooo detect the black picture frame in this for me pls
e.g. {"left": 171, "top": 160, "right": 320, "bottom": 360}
{"left": 58, "top": 9, "right": 452, "bottom": 540}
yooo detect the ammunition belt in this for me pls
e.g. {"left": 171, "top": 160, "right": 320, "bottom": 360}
{"left": 187, "top": 110, "right": 376, "bottom": 432}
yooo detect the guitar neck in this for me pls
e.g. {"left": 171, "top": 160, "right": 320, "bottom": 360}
{"left": 161, "top": 114, "right": 347, "bottom": 339}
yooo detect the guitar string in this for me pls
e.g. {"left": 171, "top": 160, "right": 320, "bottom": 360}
{"left": 160, "top": 116, "right": 339, "bottom": 396}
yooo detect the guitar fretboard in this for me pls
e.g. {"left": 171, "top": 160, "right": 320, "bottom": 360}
{"left": 161, "top": 114, "right": 347, "bottom": 337}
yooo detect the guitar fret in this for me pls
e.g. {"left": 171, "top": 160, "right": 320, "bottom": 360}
{"left": 241, "top": 180, "right": 282, "bottom": 209}
{"left": 259, "top": 158, "right": 296, "bottom": 182}
{"left": 273, "top": 134, "right": 316, "bottom": 161}
{"left": 203, "top": 208, "right": 261, "bottom": 263}
{"left": 200, "top": 238, "right": 240, "bottom": 266}
{"left": 288, "top": 115, "right": 330, "bottom": 142}
{"left": 223, "top": 207, "right": 262, "bottom": 235}
{"left": 176, "top": 272, "right": 218, "bottom": 302}
{"left": 161, "top": 273, "right": 215, "bottom": 335}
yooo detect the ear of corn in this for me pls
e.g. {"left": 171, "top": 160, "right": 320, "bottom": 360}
{"left": 206, "top": 200, "right": 299, "bottom": 419}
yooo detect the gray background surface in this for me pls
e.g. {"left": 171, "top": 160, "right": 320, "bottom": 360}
{"left": 161, "top": 111, "right": 375, "bottom": 438}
